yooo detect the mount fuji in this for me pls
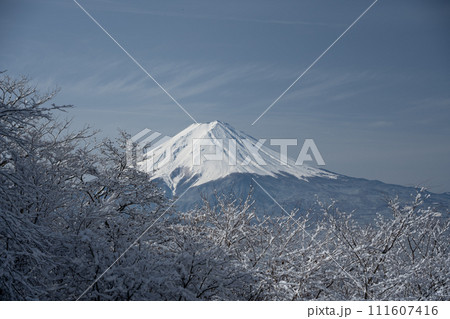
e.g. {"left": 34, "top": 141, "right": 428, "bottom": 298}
{"left": 139, "top": 121, "right": 449, "bottom": 222}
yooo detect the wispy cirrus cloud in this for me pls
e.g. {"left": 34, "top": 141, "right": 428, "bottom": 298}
{"left": 272, "top": 70, "right": 379, "bottom": 105}
{"left": 59, "top": 58, "right": 301, "bottom": 104}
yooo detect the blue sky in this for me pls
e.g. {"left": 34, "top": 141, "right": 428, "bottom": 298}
{"left": 1, "top": 0, "right": 449, "bottom": 192}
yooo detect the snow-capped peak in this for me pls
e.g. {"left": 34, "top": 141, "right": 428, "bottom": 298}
{"left": 139, "top": 121, "right": 335, "bottom": 193}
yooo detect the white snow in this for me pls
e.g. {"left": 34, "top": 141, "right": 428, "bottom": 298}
{"left": 138, "top": 121, "right": 336, "bottom": 193}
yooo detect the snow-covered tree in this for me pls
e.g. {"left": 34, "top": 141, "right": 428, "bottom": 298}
{"left": 322, "top": 191, "right": 449, "bottom": 300}
{"left": 0, "top": 73, "right": 170, "bottom": 300}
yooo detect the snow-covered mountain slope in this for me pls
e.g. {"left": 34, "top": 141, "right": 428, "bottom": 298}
{"left": 140, "top": 120, "right": 335, "bottom": 192}
{"left": 138, "top": 121, "right": 449, "bottom": 222}
{"left": 167, "top": 172, "right": 449, "bottom": 221}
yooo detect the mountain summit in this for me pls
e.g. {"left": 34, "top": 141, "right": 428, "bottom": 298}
{"left": 141, "top": 120, "right": 335, "bottom": 193}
